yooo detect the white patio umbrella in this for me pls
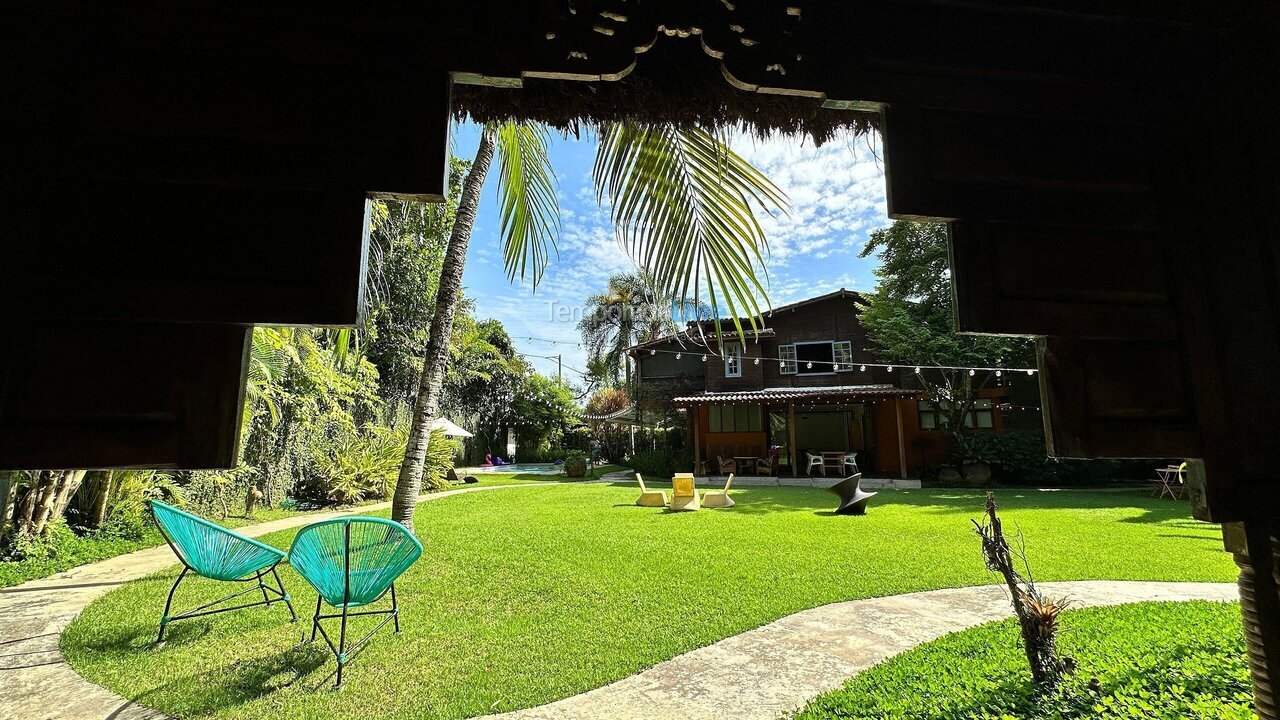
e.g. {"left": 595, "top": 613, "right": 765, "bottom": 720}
{"left": 430, "top": 417, "right": 473, "bottom": 438}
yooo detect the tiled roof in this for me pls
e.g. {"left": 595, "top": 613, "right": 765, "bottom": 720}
{"left": 672, "top": 385, "right": 921, "bottom": 404}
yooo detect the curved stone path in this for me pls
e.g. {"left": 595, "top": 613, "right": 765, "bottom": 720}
{"left": 479, "top": 580, "right": 1238, "bottom": 720}
{"left": 0, "top": 482, "right": 1239, "bottom": 720}
{"left": 0, "top": 483, "right": 549, "bottom": 720}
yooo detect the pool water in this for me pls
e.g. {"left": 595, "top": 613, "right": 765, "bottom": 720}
{"left": 464, "top": 463, "right": 563, "bottom": 475}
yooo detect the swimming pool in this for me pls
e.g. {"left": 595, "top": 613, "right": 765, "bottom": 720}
{"left": 462, "top": 463, "right": 563, "bottom": 475}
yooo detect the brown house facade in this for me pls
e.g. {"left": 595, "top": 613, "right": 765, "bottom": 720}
{"left": 630, "top": 290, "right": 1012, "bottom": 478}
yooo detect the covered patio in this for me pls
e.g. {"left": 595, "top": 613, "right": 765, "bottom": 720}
{"left": 675, "top": 385, "right": 923, "bottom": 480}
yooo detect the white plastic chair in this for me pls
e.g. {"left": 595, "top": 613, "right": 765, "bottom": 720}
{"left": 805, "top": 451, "right": 824, "bottom": 477}
{"left": 843, "top": 452, "right": 859, "bottom": 475}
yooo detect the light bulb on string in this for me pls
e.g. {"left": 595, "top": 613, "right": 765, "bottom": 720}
{"left": 969, "top": 369, "right": 976, "bottom": 376}
{"left": 860, "top": 365, "right": 866, "bottom": 372}
{"left": 1026, "top": 370, "right": 1035, "bottom": 376}
{"left": 650, "top": 349, "right": 656, "bottom": 355}
{"left": 996, "top": 370, "right": 1002, "bottom": 377}
{"left": 887, "top": 366, "right": 894, "bottom": 372}
{"left": 676, "top": 353, "right": 682, "bottom": 359}
{"left": 701, "top": 355, "right": 708, "bottom": 362}
{"left": 806, "top": 362, "right": 813, "bottom": 369}
{"left": 914, "top": 366, "right": 921, "bottom": 374}
{"left": 753, "top": 357, "right": 760, "bottom": 365}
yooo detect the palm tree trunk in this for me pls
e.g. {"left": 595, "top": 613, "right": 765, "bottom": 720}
{"left": 391, "top": 125, "right": 497, "bottom": 528}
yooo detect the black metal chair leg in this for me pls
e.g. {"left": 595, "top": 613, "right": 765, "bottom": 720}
{"left": 391, "top": 584, "right": 400, "bottom": 633}
{"left": 272, "top": 567, "right": 297, "bottom": 622}
{"left": 156, "top": 567, "right": 189, "bottom": 645}
{"left": 311, "top": 595, "right": 322, "bottom": 643}
{"left": 336, "top": 604, "right": 350, "bottom": 688}
{"left": 259, "top": 576, "right": 272, "bottom": 607}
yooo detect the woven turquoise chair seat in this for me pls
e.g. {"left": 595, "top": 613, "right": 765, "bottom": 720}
{"left": 288, "top": 517, "right": 422, "bottom": 608}
{"left": 151, "top": 500, "right": 285, "bottom": 580}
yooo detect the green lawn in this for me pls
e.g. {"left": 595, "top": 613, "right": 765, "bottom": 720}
{"left": 63, "top": 485, "right": 1236, "bottom": 720}
{"left": 794, "top": 600, "right": 1251, "bottom": 719}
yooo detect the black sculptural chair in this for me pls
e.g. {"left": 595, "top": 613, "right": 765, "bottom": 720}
{"left": 825, "top": 474, "right": 877, "bottom": 515}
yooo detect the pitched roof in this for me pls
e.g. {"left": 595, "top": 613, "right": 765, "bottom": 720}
{"left": 627, "top": 288, "right": 863, "bottom": 353}
{"left": 672, "top": 385, "right": 920, "bottom": 404}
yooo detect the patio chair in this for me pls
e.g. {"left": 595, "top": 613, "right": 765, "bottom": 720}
{"left": 148, "top": 500, "right": 296, "bottom": 646}
{"left": 670, "top": 474, "right": 701, "bottom": 511}
{"left": 843, "top": 452, "right": 859, "bottom": 475}
{"left": 704, "top": 474, "right": 735, "bottom": 509}
{"left": 755, "top": 455, "right": 776, "bottom": 476}
{"left": 805, "top": 451, "right": 824, "bottom": 477}
{"left": 289, "top": 517, "right": 423, "bottom": 687}
{"left": 717, "top": 455, "right": 736, "bottom": 474}
{"left": 635, "top": 473, "right": 668, "bottom": 507}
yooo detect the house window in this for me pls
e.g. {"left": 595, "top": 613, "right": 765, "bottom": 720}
{"left": 918, "top": 399, "right": 997, "bottom": 430}
{"left": 795, "top": 341, "right": 835, "bottom": 375}
{"left": 833, "top": 341, "right": 852, "bottom": 372}
{"left": 779, "top": 344, "right": 797, "bottom": 374}
{"left": 709, "top": 404, "right": 763, "bottom": 432}
{"left": 725, "top": 344, "right": 743, "bottom": 378}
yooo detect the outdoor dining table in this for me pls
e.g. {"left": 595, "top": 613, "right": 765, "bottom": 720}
{"left": 820, "top": 452, "right": 845, "bottom": 476}
{"left": 733, "top": 456, "right": 757, "bottom": 474}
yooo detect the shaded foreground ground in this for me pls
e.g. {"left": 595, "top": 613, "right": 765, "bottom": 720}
{"left": 64, "top": 486, "right": 1236, "bottom": 720}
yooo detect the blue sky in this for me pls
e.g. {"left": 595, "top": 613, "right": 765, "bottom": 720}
{"left": 451, "top": 121, "right": 890, "bottom": 385}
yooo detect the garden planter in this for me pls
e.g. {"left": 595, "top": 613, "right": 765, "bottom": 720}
{"left": 564, "top": 459, "right": 587, "bottom": 477}
{"left": 962, "top": 462, "right": 992, "bottom": 486}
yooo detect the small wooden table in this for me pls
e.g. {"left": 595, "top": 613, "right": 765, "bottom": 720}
{"left": 733, "top": 456, "right": 757, "bottom": 475}
{"left": 825, "top": 474, "right": 877, "bottom": 515}
{"left": 821, "top": 452, "right": 845, "bottom": 477}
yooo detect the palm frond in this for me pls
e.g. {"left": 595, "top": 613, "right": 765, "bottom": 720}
{"left": 593, "top": 122, "right": 789, "bottom": 341}
{"left": 495, "top": 121, "right": 560, "bottom": 287}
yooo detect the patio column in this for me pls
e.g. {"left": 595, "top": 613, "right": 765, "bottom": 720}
{"left": 692, "top": 407, "right": 701, "bottom": 476}
{"left": 895, "top": 399, "right": 907, "bottom": 479}
{"left": 788, "top": 402, "right": 798, "bottom": 477}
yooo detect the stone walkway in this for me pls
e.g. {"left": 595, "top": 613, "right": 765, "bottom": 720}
{"left": 0, "top": 482, "right": 1239, "bottom": 720}
{"left": 0, "top": 484, "right": 547, "bottom": 720}
{"left": 479, "top": 580, "right": 1238, "bottom": 720}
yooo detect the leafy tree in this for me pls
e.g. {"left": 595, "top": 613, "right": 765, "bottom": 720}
{"left": 362, "top": 158, "right": 468, "bottom": 409}
{"left": 857, "top": 220, "right": 1033, "bottom": 436}
{"left": 511, "top": 373, "right": 579, "bottom": 456}
{"left": 392, "top": 121, "right": 788, "bottom": 528}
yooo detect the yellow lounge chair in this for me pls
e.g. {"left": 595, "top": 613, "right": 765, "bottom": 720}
{"left": 635, "top": 473, "right": 668, "bottom": 507}
{"left": 670, "top": 473, "right": 700, "bottom": 511}
{"left": 703, "top": 474, "right": 735, "bottom": 508}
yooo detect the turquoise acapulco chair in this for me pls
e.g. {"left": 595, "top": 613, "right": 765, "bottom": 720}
{"left": 149, "top": 500, "right": 296, "bottom": 645}
{"left": 288, "top": 517, "right": 423, "bottom": 687}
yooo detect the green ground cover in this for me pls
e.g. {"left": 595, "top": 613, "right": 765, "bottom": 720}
{"left": 794, "top": 600, "right": 1251, "bottom": 720}
{"left": 64, "top": 485, "right": 1236, "bottom": 720}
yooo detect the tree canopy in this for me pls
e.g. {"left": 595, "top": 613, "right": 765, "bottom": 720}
{"left": 858, "top": 220, "right": 1033, "bottom": 432}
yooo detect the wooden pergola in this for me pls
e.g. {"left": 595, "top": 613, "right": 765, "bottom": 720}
{"left": 6, "top": 2, "right": 1280, "bottom": 712}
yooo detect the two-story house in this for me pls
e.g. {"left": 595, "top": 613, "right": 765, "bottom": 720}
{"left": 629, "top": 289, "right": 1017, "bottom": 477}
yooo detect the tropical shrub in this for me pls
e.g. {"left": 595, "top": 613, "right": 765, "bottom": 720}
{"left": 563, "top": 450, "right": 589, "bottom": 478}
{"left": 628, "top": 447, "right": 692, "bottom": 479}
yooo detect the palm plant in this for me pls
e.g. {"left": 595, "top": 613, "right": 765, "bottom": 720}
{"left": 392, "top": 120, "right": 788, "bottom": 527}
{"left": 578, "top": 271, "right": 679, "bottom": 386}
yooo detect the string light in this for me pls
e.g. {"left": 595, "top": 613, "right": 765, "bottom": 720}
{"left": 701, "top": 354, "right": 708, "bottom": 362}
{"left": 969, "top": 369, "right": 976, "bottom": 376}
{"left": 914, "top": 366, "right": 922, "bottom": 374}
{"left": 650, "top": 349, "right": 656, "bottom": 355}
{"left": 806, "top": 361, "right": 813, "bottom": 369}
{"left": 676, "top": 353, "right": 682, "bottom": 359}
{"left": 753, "top": 357, "right": 760, "bottom": 365}
{"left": 860, "top": 365, "right": 866, "bottom": 372}
{"left": 996, "top": 370, "right": 1002, "bottom": 377}
{"left": 887, "top": 366, "right": 894, "bottom": 372}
